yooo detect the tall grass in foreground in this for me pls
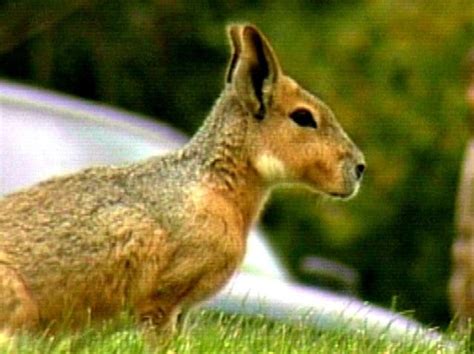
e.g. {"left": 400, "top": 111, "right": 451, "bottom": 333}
{"left": 3, "top": 310, "right": 471, "bottom": 354}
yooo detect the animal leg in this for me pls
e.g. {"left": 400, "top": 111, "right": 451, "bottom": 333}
{"left": 0, "top": 265, "right": 39, "bottom": 333}
{"left": 135, "top": 296, "right": 182, "bottom": 348}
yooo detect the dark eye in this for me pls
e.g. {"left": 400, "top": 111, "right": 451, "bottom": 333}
{"left": 289, "top": 108, "right": 317, "bottom": 129}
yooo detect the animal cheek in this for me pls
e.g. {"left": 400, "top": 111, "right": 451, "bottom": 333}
{"left": 301, "top": 145, "right": 345, "bottom": 191}
{"left": 310, "top": 160, "right": 338, "bottom": 185}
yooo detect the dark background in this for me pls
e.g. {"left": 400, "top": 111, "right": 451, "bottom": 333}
{"left": 1, "top": 0, "right": 473, "bottom": 327}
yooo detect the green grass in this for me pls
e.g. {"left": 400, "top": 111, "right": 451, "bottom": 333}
{"left": 2, "top": 310, "right": 471, "bottom": 354}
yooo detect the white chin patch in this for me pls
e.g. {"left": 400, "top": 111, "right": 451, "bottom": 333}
{"left": 254, "top": 153, "right": 288, "bottom": 181}
{"left": 335, "top": 180, "right": 361, "bottom": 200}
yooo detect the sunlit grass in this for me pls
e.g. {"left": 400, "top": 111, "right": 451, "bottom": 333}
{"left": 2, "top": 310, "right": 471, "bottom": 354}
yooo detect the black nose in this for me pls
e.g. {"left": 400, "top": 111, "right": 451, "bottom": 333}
{"left": 355, "top": 163, "right": 366, "bottom": 180}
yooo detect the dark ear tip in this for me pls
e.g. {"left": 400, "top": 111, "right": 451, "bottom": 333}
{"left": 226, "top": 23, "right": 260, "bottom": 36}
{"left": 242, "top": 24, "right": 261, "bottom": 39}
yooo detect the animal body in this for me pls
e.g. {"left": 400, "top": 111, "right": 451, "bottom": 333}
{"left": 0, "top": 24, "right": 365, "bottom": 338}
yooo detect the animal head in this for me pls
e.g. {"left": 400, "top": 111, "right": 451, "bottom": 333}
{"left": 225, "top": 24, "right": 365, "bottom": 199}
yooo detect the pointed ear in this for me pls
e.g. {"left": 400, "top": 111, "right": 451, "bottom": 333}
{"left": 226, "top": 25, "right": 242, "bottom": 84}
{"left": 226, "top": 24, "right": 282, "bottom": 119}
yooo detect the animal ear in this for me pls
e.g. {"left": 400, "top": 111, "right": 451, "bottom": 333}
{"left": 226, "top": 24, "right": 282, "bottom": 119}
{"left": 226, "top": 25, "right": 242, "bottom": 84}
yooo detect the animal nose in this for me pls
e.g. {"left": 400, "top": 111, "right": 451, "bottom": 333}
{"left": 355, "top": 163, "right": 366, "bottom": 180}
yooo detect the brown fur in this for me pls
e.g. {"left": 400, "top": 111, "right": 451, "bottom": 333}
{"left": 0, "top": 24, "right": 365, "bottom": 338}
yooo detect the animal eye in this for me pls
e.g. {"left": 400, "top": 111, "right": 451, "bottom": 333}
{"left": 289, "top": 108, "right": 317, "bottom": 129}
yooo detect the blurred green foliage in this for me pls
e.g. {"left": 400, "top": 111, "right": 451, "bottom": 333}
{"left": 1, "top": 0, "right": 473, "bottom": 326}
